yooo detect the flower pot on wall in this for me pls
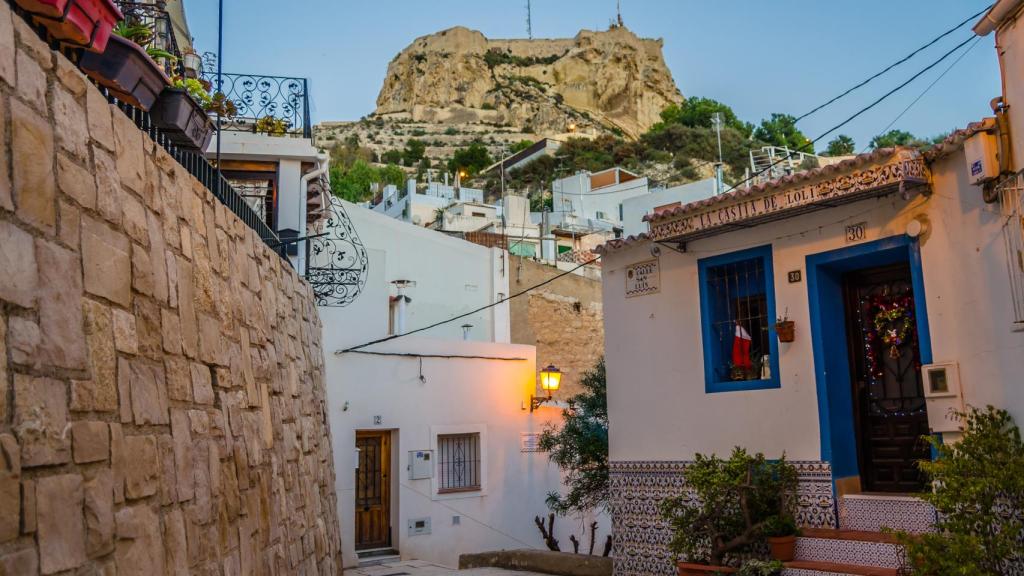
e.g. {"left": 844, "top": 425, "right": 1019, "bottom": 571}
{"left": 768, "top": 535, "right": 796, "bottom": 561}
{"left": 151, "top": 88, "right": 216, "bottom": 152}
{"left": 16, "top": 0, "right": 122, "bottom": 53}
{"left": 677, "top": 562, "right": 737, "bottom": 576}
{"left": 775, "top": 320, "right": 795, "bottom": 343}
{"left": 80, "top": 35, "right": 169, "bottom": 110}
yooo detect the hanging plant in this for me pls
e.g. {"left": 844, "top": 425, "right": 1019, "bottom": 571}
{"left": 171, "top": 77, "right": 237, "bottom": 118}
{"left": 255, "top": 115, "right": 290, "bottom": 136}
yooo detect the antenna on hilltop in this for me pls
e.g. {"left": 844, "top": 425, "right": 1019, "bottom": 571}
{"left": 526, "top": 0, "right": 532, "bottom": 39}
{"left": 616, "top": 0, "right": 623, "bottom": 26}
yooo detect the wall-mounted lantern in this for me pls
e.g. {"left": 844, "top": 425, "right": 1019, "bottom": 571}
{"left": 530, "top": 364, "right": 562, "bottom": 412}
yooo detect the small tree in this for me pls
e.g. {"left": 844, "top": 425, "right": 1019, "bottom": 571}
{"left": 897, "top": 406, "right": 1024, "bottom": 575}
{"left": 825, "top": 134, "right": 856, "bottom": 156}
{"left": 661, "top": 448, "right": 798, "bottom": 567}
{"left": 538, "top": 358, "right": 609, "bottom": 515}
{"left": 754, "top": 113, "right": 811, "bottom": 152}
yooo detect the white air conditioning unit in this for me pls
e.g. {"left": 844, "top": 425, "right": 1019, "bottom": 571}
{"left": 964, "top": 131, "right": 999, "bottom": 185}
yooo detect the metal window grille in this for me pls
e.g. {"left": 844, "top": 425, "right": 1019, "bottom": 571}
{"left": 997, "top": 171, "right": 1024, "bottom": 327}
{"left": 437, "top": 433, "right": 481, "bottom": 493}
{"left": 705, "top": 257, "right": 770, "bottom": 381}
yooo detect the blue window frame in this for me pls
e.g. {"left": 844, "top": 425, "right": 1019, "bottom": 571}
{"left": 697, "top": 245, "right": 780, "bottom": 393}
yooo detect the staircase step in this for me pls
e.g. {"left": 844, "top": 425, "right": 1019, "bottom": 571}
{"left": 357, "top": 548, "right": 401, "bottom": 567}
{"left": 795, "top": 534, "right": 903, "bottom": 569}
{"left": 784, "top": 560, "right": 899, "bottom": 576}
{"left": 839, "top": 494, "right": 936, "bottom": 533}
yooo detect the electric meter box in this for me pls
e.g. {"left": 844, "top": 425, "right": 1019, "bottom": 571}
{"left": 408, "top": 450, "right": 434, "bottom": 480}
{"left": 964, "top": 130, "right": 999, "bottom": 185}
{"left": 922, "top": 361, "right": 965, "bottom": 433}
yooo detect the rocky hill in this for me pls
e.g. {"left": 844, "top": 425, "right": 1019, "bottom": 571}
{"left": 373, "top": 25, "right": 683, "bottom": 140}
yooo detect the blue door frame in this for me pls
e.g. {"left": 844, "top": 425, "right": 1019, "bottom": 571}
{"left": 805, "top": 236, "right": 933, "bottom": 483}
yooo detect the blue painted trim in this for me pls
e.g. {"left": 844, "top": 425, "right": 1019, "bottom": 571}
{"left": 697, "top": 244, "right": 781, "bottom": 393}
{"left": 805, "top": 235, "right": 934, "bottom": 477}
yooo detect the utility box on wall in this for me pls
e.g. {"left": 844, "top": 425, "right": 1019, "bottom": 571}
{"left": 408, "top": 450, "right": 434, "bottom": 480}
{"left": 964, "top": 131, "right": 999, "bottom": 185}
{"left": 922, "top": 361, "right": 965, "bottom": 433}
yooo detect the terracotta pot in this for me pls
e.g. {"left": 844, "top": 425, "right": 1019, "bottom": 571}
{"left": 768, "top": 535, "right": 796, "bottom": 561}
{"left": 80, "top": 35, "right": 169, "bottom": 110}
{"left": 151, "top": 88, "right": 216, "bottom": 152}
{"left": 775, "top": 320, "right": 795, "bottom": 343}
{"left": 16, "top": 0, "right": 122, "bottom": 53}
{"left": 677, "top": 562, "right": 737, "bottom": 576}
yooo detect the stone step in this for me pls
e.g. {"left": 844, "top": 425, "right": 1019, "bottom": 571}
{"left": 357, "top": 549, "right": 401, "bottom": 567}
{"left": 795, "top": 530, "right": 904, "bottom": 570}
{"left": 784, "top": 560, "right": 899, "bottom": 576}
{"left": 838, "top": 494, "right": 936, "bottom": 533}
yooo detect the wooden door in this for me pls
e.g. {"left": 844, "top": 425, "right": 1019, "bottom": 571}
{"left": 844, "top": 263, "right": 930, "bottom": 493}
{"left": 355, "top": 431, "right": 391, "bottom": 550}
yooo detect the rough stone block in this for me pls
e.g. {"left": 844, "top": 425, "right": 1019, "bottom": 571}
{"left": 111, "top": 111, "right": 145, "bottom": 196}
{"left": 13, "top": 374, "right": 69, "bottom": 467}
{"left": 0, "top": 434, "right": 20, "bottom": 542}
{"left": 198, "top": 313, "right": 223, "bottom": 366}
{"left": 54, "top": 85, "right": 89, "bottom": 160}
{"left": 191, "top": 362, "right": 214, "bottom": 405}
{"left": 72, "top": 421, "right": 109, "bottom": 463}
{"left": 83, "top": 468, "right": 114, "bottom": 557}
{"left": 122, "top": 435, "right": 158, "bottom": 500}
{"left": 157, "top": 435, "right": 176, "bottom": 505}
{"left": 0, "top": 548, "right": 37, "bottom": 575}
{"left": 0, "top": 1, "right": 14, "bottom": 86}
{"left": 15, "top": 49, "right": 47, "bottom": 111}
{"left": 55, "top": 56, "right": 86, "bottom": 96}
{"left": 147, "top": 211, "right": 169, "bottom": 303}
{"left": 58, "top": 154, "right": 97, "bottom": 209}
{"left": 37, "top": 474, "right": 86, "bottom": 574}
{"left": 164, "top": 356, "right": 192, "bottom": 402}
{"left": 0, "top": 208, "right": 38, "bottom": 309}
{"left": 71, "top": 298, "right": 118, "bottom": 412}
{"left": 123, "top": 358, "right": 168, "bottom": 426}
{"left": 131, "top": 245, "right": 155, "bottom": 296}
{"left": 82, "top": 215, "right": 131, "bottom": 306}
{"left": 13, "top": 16, "right": 52, "bottom": 70}
{"left": 58, "top": 199, "right": 80, "bottom": 249}
{"left": 109, "top": 424, "right": 124, "bottom": 504}
{"left": 11, "top": 98, "right": 55, "bottom": 233}
{"left": 0, "top": 317, "right": 6, "bottom": 420}
{"left": 0, "top": 95, "right": 11, "bottom": 211}
{"left": 171, "top": 410, "right": 194, "bottom": 502}
{"left": 86, "top": 86, "right": 114, "bottom": 150}
{"left": 164, "top": 507, "right": 188, "bottom": 575}
{"left": 177, "top": 257, "right": 198, "bottom": 358}
{"left": 134, "top": 297, "right": 163, "bottom": 360}
{"left": 36, "top": 239, "right": 87, "bottom": 369}
{"left": 115, "top": 505, "right": 165, "bottom": 576}
{"left": 122, "top": 192, "right": 148, "bottom": 246}
{"left": 7, "top": 316, "right": 38, "bottom": 369}
{"left": 92, "top": 146, "right": 122, "bottom": 224}
{"left": 112, "top": 307, "right": 138, "bottom": 354}
{"left": 161, "top": 309, "right": 182, "bottom": 355}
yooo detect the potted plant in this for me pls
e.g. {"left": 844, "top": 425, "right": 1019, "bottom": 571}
{"left": 661, "top": 448, "right": 798, "bottom": 576}
{"left": 254, "top": 115, "right": 290, "bottom": 136}
{"left": 16, "top": 0, "right": 122, "bottom": 53}
{"left": 762, "top": 514, "right": 800, "bottom": 561}
{"left": 151, "top": 77, "right": 235, "bottom": 151}
{"left": 775, "top": 313, "right": 795, "bottom": 343}
{"left": 79, "top": 21, "right": 172, "bottom": 110}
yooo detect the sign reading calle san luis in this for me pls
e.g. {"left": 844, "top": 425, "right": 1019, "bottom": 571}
{"left": 650, "top": 154, "right": 929, "bottom": 242}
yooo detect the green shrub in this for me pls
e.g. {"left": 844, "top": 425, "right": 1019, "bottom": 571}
{"left": 661, "top": 448, "right": 798, "bottom": 567}
{"left": 895, "top": 406, "right": 1024, "bottom": 575}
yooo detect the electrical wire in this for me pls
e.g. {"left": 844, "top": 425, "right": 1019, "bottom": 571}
{"left": 721, "top": 32, "right": 979, "bottom": 196}
{"left": 337, "top": 350, "right": 528, "bottom": 361}
{"left": 794, "top": 3, "right": 993, "bottom": 123}
{"left": 859, "top": 36, "right": 983, "bottom": 154}
{"left": 340, "top": 256, "right": 601, "bottom": 353}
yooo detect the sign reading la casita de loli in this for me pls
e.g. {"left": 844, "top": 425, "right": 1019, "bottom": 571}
{"left": 650, "top": 152, "right": 929, "bottom": 242}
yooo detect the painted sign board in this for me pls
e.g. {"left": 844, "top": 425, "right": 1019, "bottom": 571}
{"left": 520, "top": 432, "right": 541, "bottom": 453}
{"left": 650, "top": 155, "right": 928, "bottom": 241}
{"left": 625, "top": 259, "right": 660, "bottom": 298}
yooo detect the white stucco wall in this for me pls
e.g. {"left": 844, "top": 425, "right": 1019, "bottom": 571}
{"left": 601, "top": 148, "right": 1024, "bottom": 464}
{"left": 324, "top": 199, "right": 510, "bottom": 347}
{"left": 324, "top": 337, "right": 610, "bottom": 568}
{"left": 553, "top": 172, "right": 650, "bottom": 226}
{"left": 621, "top": 178, "right": 717, "bottom": 237}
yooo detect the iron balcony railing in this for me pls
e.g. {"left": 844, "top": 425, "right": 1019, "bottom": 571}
{"left": 108, "top": 93, "right": 284, "bottom": 255}
{"left": 199, "top": 72, "right": 312, "bottom": 139}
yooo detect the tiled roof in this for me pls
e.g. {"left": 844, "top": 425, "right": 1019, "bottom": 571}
{"left": 593, "top": 232, "right": 650, "bottom": 255}
{"left": 923, "top": 119, "right": 994, "bottom": 161}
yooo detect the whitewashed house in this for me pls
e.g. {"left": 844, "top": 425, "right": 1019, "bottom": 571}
{"left": 596, "top": 8, "right": 1024, "bottom": 567}
{"left": 311, "top": 200, "right": 608, "bottom": 568}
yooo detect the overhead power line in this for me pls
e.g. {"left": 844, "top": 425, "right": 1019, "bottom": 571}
{"left": 795, "top": 3, "right": 993, "bottom": 123}
{"left": 339, "top": 256, "right": 601, "bottom": 353}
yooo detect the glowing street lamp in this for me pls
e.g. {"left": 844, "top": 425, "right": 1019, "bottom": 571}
{"left": 531, "top": 364, "right": 561, "bottom": 412}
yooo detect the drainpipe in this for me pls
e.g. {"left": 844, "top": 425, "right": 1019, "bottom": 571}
{"left": 298, "top": 151, "right": 330, "bottom": 275}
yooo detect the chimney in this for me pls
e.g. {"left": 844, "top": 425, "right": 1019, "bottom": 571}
{"left": 391, "top": 280, "right": 416, "bottom": 335}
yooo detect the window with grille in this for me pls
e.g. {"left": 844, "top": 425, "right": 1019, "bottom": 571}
{"left": 697, "top": 245, "right": 780, "bottom": 392}
{"left": 437, "top": 433, "right": 481, "bottom": 493}
{"left": 997, "top": 171, "right": 1024, "bottom": 328}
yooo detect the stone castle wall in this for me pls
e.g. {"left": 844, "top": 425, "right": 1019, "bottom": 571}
{"left": 0, "top": 5, "right": 341, "bottom": 574}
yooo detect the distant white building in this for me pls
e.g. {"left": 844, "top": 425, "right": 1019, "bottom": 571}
{"left": 373, "top": 178, "right": 486, "bottom": 227}
{"left": 552, "top": 167, "right": 650, "bottom": 228}
{"left": 621, "top": 178, "right": 718, "bottom": 237}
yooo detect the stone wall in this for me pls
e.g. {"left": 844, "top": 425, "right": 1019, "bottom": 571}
{"left": 0, "top": 5, "right": 341, "bottom": 574}
{"left": 510, "top": 260, "right": 603, "bottom": 399}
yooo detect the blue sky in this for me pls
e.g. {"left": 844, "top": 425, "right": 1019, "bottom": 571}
{"left": 184, "top": 0, "right": 999, "bottom": 151}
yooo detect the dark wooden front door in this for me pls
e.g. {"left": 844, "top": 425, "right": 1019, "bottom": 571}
{"left": 844, "top": 263, "right": 930, "bottom": 493}
{"left": 355, "top": 431, "right": 391, "bottom": 550}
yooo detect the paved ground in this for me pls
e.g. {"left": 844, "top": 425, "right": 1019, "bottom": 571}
{"left": 345, "top": 559, "right": 549, "bottom": 576}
